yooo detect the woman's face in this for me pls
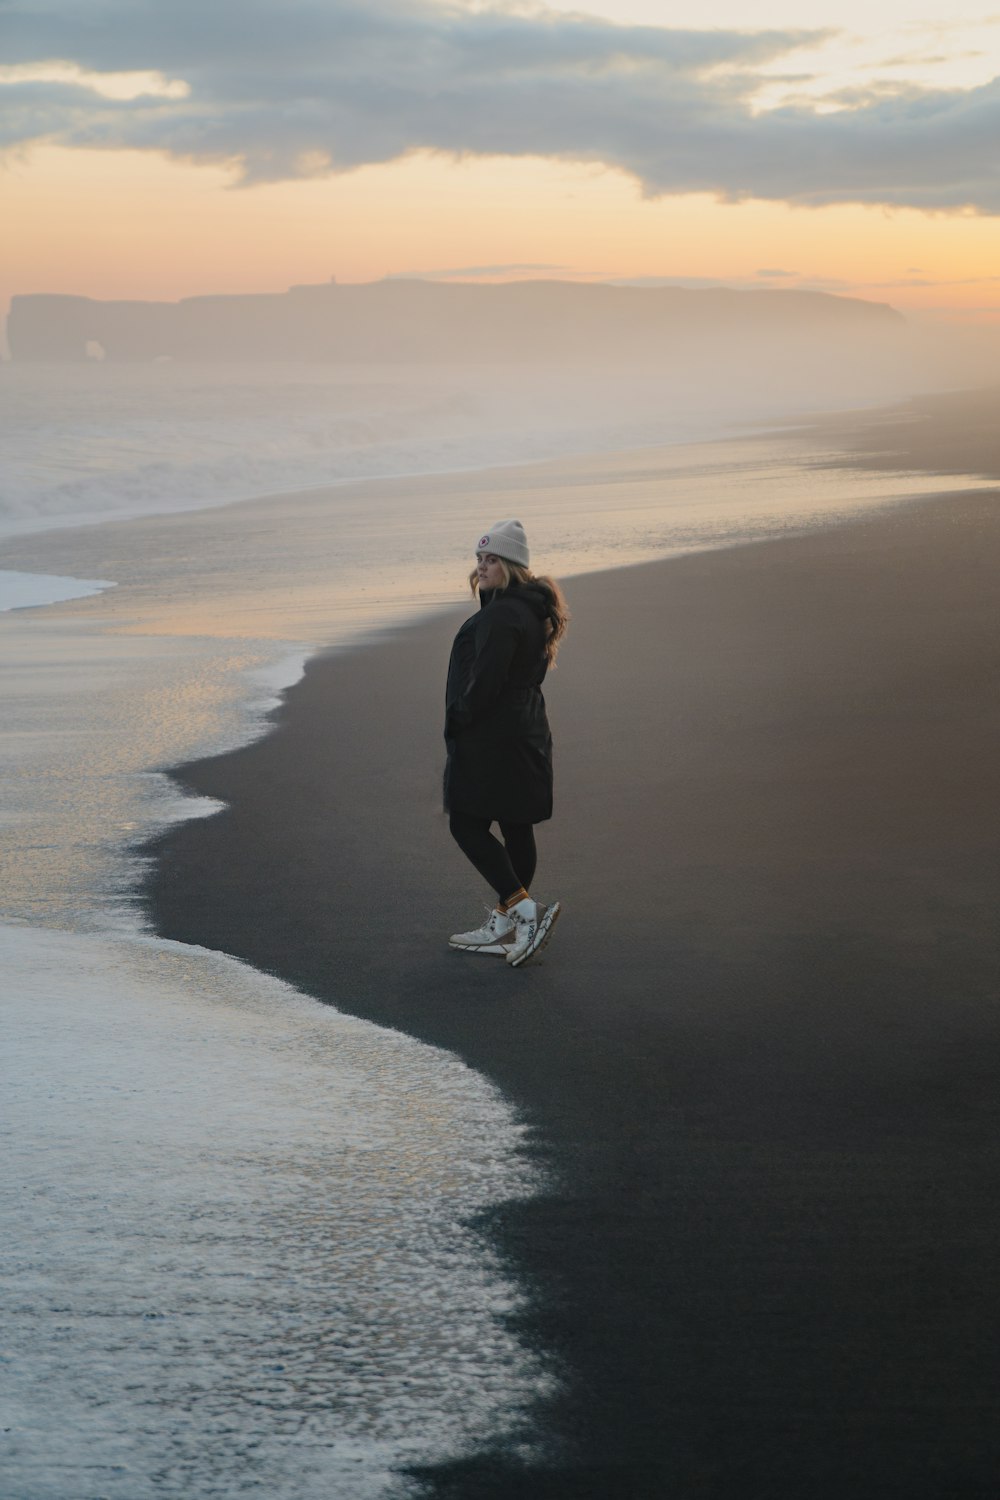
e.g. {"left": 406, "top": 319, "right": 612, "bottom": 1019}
{"left": 476, "top": 552, "right": 505, "bottom": 590}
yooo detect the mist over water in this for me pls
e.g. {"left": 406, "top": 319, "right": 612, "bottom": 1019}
{"left": 3, "top": 303, "right": 995, "bottom": 547}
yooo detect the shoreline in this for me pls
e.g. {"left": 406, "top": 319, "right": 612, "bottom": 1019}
{"left": 0, "top": 356, "right": 838, "bottom": 555}
{"left": 2, "top": 378, "right": 995, "bottom": 566}
{"left": 8, "top": 398, "right": 989, "bottom": 942}
{"left": 145, "top": 484, "right": 1000, "bottom": 1496}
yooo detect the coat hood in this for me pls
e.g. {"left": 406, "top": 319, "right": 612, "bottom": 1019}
{"left": 479, "top": 579, "right": 551, "bottom": 618}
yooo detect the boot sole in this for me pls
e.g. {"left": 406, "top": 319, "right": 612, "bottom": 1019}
{"left": 448, "top": 941, "right": 511, "bottom": 955}
{"left": 508, "top": 902, "right": 561, "bottom": 968}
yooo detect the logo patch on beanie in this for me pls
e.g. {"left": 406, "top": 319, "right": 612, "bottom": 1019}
{"left": 479, "top": 535, "right": 490, "bottom": 547}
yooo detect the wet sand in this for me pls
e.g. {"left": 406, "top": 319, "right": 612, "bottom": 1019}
{"left": 806, "top": 382, "right": 1000, "bottom": 478}
{"left": 146, "top": 485, "right": 1000, "bottom": 1497}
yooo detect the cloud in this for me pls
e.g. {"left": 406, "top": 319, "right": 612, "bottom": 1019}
{"left": 874, "top": 52, "right": 976, "bottom": 68}
{"left": 387, "top": 262, "right": 568, "bottom": 279}
{"left": 755, "top": 268, "right": 797, "bottom": 278}
{"left": 0, "top": 61, "right": 189, "bottom": 99}
{"left": 860, "top": 273, "right": 1000, "bottom": 287}
{"left": 607, "top": 274, "right": 856, "bottom": 292}
{"left": 608, "top": 276, "right": 740, "bottom": 288}
{"left": 2, "top": 0, "right": 1000, "bottom": 213}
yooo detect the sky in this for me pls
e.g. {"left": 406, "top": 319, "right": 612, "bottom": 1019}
{"left": 3, "top": 0, "right": 1000, "bottom": 323}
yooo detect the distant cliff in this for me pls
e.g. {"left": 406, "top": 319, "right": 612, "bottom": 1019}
{"left": 5, "top": 280, "right": 903, "bottom": 363}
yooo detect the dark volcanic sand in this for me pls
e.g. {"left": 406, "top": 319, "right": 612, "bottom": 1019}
{"left": 146, "top": 490, "right": 1000, "bottom": 1499}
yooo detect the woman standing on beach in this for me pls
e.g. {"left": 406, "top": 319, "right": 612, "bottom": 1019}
{"left": 444, "top": 519, "right": 568, "bottom": 968}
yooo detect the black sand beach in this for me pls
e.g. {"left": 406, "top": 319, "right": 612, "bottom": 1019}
{"left": 146, "top": 476, "right": 1000, "bottom": 1497}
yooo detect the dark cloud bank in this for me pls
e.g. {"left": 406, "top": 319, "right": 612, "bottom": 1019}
{"left": 3, "top": 0, "right": 1000, "bottom": 212}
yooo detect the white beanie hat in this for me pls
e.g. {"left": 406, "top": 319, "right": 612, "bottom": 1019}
{"left": 476, "top": 518, "right": 529, "bottom": 568}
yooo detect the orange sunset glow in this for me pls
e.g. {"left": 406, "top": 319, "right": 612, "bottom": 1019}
{"left": 4, "top": 0, "right": 1000, "bottom": 329}
{"left": 5, "top": 145, "right": 1000, "bottom": 325}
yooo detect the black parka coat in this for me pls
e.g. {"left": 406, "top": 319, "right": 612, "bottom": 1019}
{"left": 443, "top": 581, "right": 554, "bottom": 824}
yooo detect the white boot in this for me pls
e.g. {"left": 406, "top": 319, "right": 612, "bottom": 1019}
{"left": 449, "top": 906, "right": 516, "bottom": 955}
{"left": 506, "top": 897, "right": 561, "bottom": 968}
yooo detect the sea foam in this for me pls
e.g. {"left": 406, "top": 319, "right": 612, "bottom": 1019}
{"left": 0, "top": 569, "right": 115, "bottom": 611}
{"left": 3, "top": 923, "right": 553, "bottom": 1499}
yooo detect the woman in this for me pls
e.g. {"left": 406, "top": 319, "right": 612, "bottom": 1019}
{"left": 444, "top": 518, "right": 568, "bottom": 968}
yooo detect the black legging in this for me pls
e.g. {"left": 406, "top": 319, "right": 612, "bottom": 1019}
{"left": 449, "top": 813, "right": 537, "bottom": 903}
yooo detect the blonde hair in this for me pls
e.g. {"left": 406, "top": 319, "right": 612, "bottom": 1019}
{"left": 468, "top": 561, "right": 570, "bottom": 666}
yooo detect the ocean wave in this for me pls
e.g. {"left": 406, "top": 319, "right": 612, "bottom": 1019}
{"left": 0, "top": 361, "right": 753, "bottom": 542}
{"left": 4, "top": 923, "right": 552, "bottom": 1497}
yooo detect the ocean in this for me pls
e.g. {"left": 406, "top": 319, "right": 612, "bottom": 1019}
{"left": 1, "top": 359, "right": 992, "bottom": 1496}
